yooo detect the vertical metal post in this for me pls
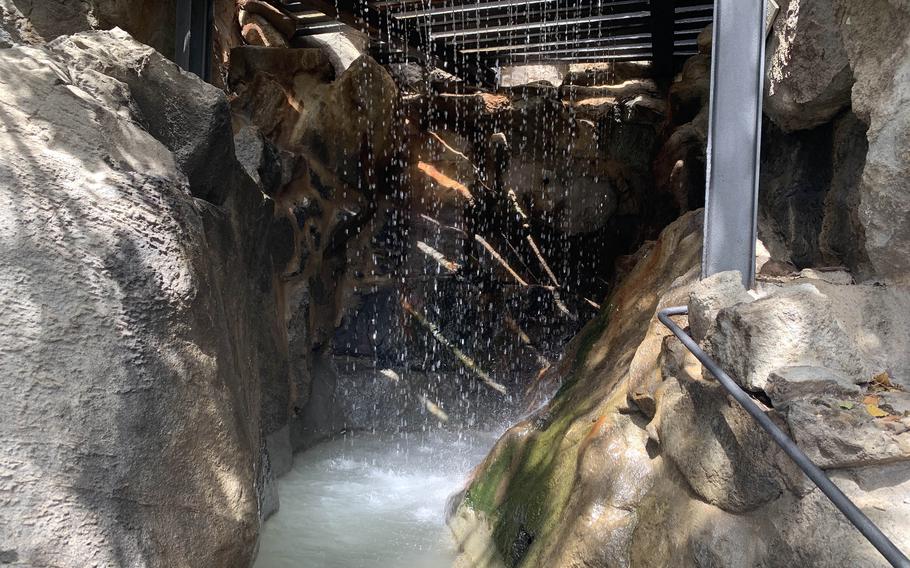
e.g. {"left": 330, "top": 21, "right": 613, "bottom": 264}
{"left": 175, "top": 0, "right": 213, "bottom": 81}
{"left": 702, "top": 0, "right": 767, "bottom": 287}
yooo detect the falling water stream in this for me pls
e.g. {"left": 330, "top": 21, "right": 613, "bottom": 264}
{"left": 253, "top": 428, "right": 502, "bottom": 568}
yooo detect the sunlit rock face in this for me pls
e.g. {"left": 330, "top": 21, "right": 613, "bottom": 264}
{"left": 760, "top": 0, "right": 910, "bottom": 284}
{"left": 449, "top": 212, "right": 910, "bottom": 568}
{"left": 0, "top": 30, "right": 281, "bottom": 566}
{"left": 765, "top": 0, "right": 852, "bottom": 132}
{"left": 448, "top": 210, "right": 707, "bottom": 568}
{"left": 0, "top": 0, "right": 175, "bottom": 55}
{"left": 833, "top": 0, "right": 910, "bottom": 284}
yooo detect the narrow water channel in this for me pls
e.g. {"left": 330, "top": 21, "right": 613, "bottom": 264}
{"left": 253, "top": 429, "right": 501, "bottom": 568}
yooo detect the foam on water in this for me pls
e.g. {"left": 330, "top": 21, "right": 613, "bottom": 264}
{"left": 253, "top": 429, "right": 500, "bottom": 568}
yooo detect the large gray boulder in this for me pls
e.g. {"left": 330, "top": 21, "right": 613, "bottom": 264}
{"left": 833, "top": 0, "right": 910, "bottom": 284}
{"left": 687, "top": 270, "right": 752, "bottom": 343}
{"left": 0, "top": 0, "right": 175, "bottom": 55}
{"left": 760, "top": 0, "right": 910, "bottom": 283}
{"left": 706, "top": 283, "right": 873, "bottom": 391}
{"left": 656, "top": 376, "right": 791, "bottom": 512}
{"left": 764, "top": 0, "right": 853, "bottom": 131}
{"left": 48, "top": 31, "right": 235, "bottom": 203}
{"left": 0, "top": 29, "right": 279, "bottom": 567}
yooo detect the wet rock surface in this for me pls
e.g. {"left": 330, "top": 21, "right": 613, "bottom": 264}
{"left": 452, "top": 229, "right": 910, "bottom": 567}
{"left": 2, "top": 1, "right": 909, "bottom": 566}
{"left": 449, "top": 210, "right": 708, "bottom": 568}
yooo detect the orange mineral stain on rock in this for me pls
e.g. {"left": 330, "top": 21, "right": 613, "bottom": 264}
{"left": 416, "top": 161, "right": 474, "bottom": 201}
{"left": 580, "top": 414, "right": 610, "bottom": 454}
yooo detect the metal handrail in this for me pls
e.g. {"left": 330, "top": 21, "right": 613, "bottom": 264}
{"left": 658, "top": 306, "right": 910, "bottom": 568}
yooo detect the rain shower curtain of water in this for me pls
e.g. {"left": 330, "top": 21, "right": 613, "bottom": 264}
{"left": 253, "top": 429, "right": 502, "bottom": 568}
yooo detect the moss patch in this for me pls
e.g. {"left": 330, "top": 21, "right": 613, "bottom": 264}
{"left": 574, "top": 303, "right": 612, "bottom": 370}
{"left": 462, "top": 395, "right": 598, "bottom": 566}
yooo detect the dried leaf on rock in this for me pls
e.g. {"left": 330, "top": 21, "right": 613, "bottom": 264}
{"left": 865, "top": 403, "right": 890, "bottom": 418}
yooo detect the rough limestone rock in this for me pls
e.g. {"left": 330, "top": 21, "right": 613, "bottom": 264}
{"left": 0, "top": 0, "right": 96, "bottom": 41}
{"left": 786, "top": 397, "right": 910, "bottom": 469}
{"left": 228, "top": 45, "right": 413, "bottom": 448}
{"left": 687, "top": 270, "right": 753, "bottom": 343}
{"left": 798, "top": 279, "right": 910, "bottom": 387}
{"left": 816, "top": 112, "right": 870, "bottom": 272}
{"left": 387, "top": 61, "right": 426, "bottom": 93}
{"left": 89, "top": 0, "right": 176, "bottom": 58}
{"left": 0, "top": 0, "right": 40, "bottom": 45}
{"left": 0, "top": 30, "right": 279, "bottom": 567}
{"left": 656, "top": 375, "right": 793, "bottom": 512}
{"left": 654, "top": 48, "right": 710, "bottom": 215}
{"left": 757, "top": 108, "right": 872, "bottom": 274}
{"left": 237, "top": 0, "right": 296, "bottom": 39}
{"left": 0, "top": 0, "right": 175, "bottom": 55}
{"left": 758, "top": 118, "right": 833, "bottom": 267}
{"left": 560, "top": 78, "right": 658, "bottom": 100}
{"left": 797, "top": 268, "right": 854, "bottom": 285}
{"left": 764, "top": 0, "right": 853, "bottom": 131}
{"left": 706, "top": 283, "right": 873, "bottom": 391}
{"left": 47, "top": 31, "right": 236, "bottom": 204}
{"left": 239, "top": 9, "right": 288, "bottom": 48}
{"left": 295, "top": 29, "right": 369, "bottom": 76}
{"left": 833, "top": 0, "right": 910, "bottom": 283}
{"left": 765, "top": 366, "right": 861, "bottom": 406}
{"left": 500, "top": 63, "right": 567, "bottom": 88}
{"left": 449, "top": 210, "right": 706, "bottom": 568}
{"left": 453, "top": 210, "right": 910, "bottom": 568}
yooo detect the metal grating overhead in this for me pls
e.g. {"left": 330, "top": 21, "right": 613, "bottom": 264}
{"left": 283, "top": 0, "right": 712, "bottom": 85}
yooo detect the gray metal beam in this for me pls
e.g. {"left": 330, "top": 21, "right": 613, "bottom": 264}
{"left": 459, "top": 31, "right": 649, "bottom": 53}
{"left": 447, "top": 21, "right": 651, "bottom": 46}
{"left": 490, "top": 53, "right": 652, "bottom": 63}
{"left": 488, "top": 43, "right": 651, "bottom": 58}
{"left": 395, "top": 0, "right": 644, "bottom": 21}
{"left": 702, "top": 0, "right": 766, "bottom": 287}
{"left": 430, "top": 10, "right": 650, "bottom": 39}
{"left": 393, "top": 0, "right": 552, "bottom": 19}
{"left": 175, "top": 0, "right": 212, "bottom": 80}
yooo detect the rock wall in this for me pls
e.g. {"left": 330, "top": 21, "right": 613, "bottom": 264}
{"left": 450, "top": 2, "right": 910, "bottom": 565}
{"left": 222, "top": 35, "right": 690, "bottom": 460}
{"left": 448, "top": 210, "right": 707, "bottom": 567}
{"left": 761, "top": 0, "right": 910, "bottom": 283}
{"left": 0, "top": 29, "right": 282, "bottom": 566}
{"left": 0, "top": 0, "right": 175, "bottom": 56}
{"left": 449, "top": 212, "right": 910, "bottom": 568}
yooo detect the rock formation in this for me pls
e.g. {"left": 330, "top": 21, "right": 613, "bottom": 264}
{"left": 760, "top": 0, "right": 910, "bottom": 284}
{"left": 449, "top": 212, "right": 910, "bottom": 567}
{"left": 0, "top": 29, "right": 283, "bottom": 566}
{"left": 221, "top": 31, "right": 691, "bottom": 468}
{"left": 2, "top": 0, "right": 908, "bottom": 565}
{"left": 0, "top": 0, "right": 175, "bottom": 56}
{"left": 449, "top": 2, "right": 910, "bottom": 566}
